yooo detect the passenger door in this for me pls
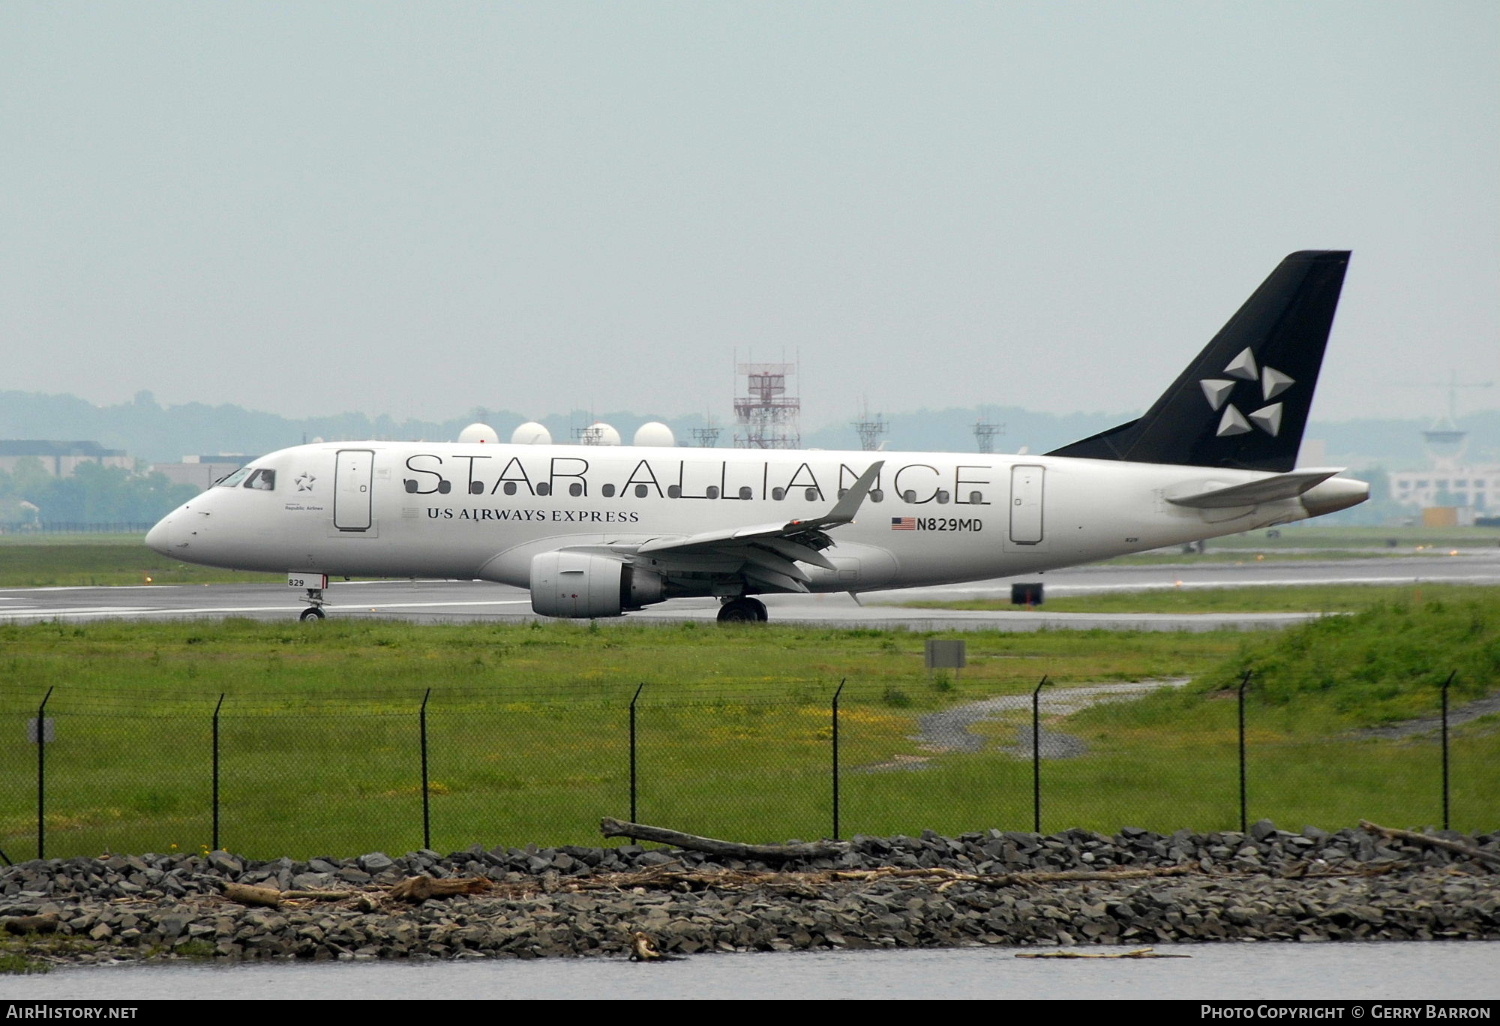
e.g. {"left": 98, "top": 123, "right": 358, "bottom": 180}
{"left": 334, "top": 449, "right": 375, "bottom": 532}
{"left": 1009, "top": 464, "right": 1045, "bottom": 545}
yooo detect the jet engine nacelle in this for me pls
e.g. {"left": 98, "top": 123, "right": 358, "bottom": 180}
{"left": 529, "top": 551, "right": 667, "bottom": 618}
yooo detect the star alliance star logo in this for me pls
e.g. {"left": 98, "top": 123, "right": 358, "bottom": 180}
{"left": 1199, "top": 347, "right": 1293, "bottom": 437}
{"left": 295, "top": 473, "right": 316, "bottom": 492}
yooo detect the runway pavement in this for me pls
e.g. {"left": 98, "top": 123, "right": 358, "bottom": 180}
{"left": 2, "top": 551, "right": 1494, "bottom": 632}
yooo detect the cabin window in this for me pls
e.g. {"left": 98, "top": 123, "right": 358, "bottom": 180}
{"left": 969, "top": 491, "right": 983, "bottom": 504}
{"left": 870, "top": 489, "right": 884, "bottom": 503}
{"left": 469, "top": 482, "right": 484, "bottom": 495}
{"left": 805, "top": 488, "right": 818, "bottom": 501}
{"left": 536, "top": 483, "right": 551, "bottom": 496}
{"left": 706, "top": 486, "right": 720, "bottom": 499}
{"left": 935, "top": 489, "right": 950, "bottom": 504}
{"left": 244, "top": 469, "right": 276, "bottom": 491}
{"left": 602, "top": 484, "right": 616, "bottom": 497}
{"left": 838, "top": 488, "right": 848, "bottom": 499}
{"left": 772, "top": 487, "right": 785, "bottom": 501}
{"left": 569, "top": 482, "right": 584, "bottom": 497}
{"left": 901, "top": 490, "right": 916, "bottom": 503}
{"left": 503, "top": 482, "right": 517, "bottom": 496}
{"left": 217, "top": 468, "right": 252, "bottom": 488}
{"left": 738, "top": 486, "right": 753, "bottom": 500}
{"left": 634, "top": 485, "right": 649, "bottom": 498}
{"left": 668, "top": 485, "right": 682, "bottom": 498}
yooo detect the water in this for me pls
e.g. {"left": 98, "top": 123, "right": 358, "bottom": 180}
{"left": 5, "top": 943, "right": 1496, "bottom": 1000}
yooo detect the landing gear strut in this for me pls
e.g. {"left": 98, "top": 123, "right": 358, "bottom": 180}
{"left": 299, "top": 588, "right": 327, "bottom": 622}
{"left": 717, "top": 596, "right": 768, "bottom": 624}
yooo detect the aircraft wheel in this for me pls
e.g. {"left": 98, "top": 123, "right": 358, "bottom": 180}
{"left": 716, "top": 598, "right": 764, "bottom": 624}
{"left": 746, "top": 597, "right": 768, "bottom": 622}
{"left": 299, "top": 606, "right": 326, "bottom": 622}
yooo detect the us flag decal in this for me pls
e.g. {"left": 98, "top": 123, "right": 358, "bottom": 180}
{"left": 891, "top": 517, "right": 916, "bottom": 531}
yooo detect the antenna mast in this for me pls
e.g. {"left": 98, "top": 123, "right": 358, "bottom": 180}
{"left": 851, "top": 400, "right": 887, "bottom": 451}
{"left": 974, "top": 418, "right": 1005, "bottom": 454}
{"left": 691, "top": 416, "right": 722, "bottom": 448}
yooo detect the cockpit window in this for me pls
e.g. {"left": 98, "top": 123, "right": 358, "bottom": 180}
{"left": 217, "top": 468, "right": 252, "bottom": 488}
{"left": 244, "top": 469, "right": 276, "bottom": 491}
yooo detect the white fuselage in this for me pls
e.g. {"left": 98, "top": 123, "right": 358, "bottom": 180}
{"left": 145, "top": 441, "right": 1368, "bottom": 603}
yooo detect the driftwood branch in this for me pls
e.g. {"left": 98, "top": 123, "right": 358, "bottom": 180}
{"left": 222, "top": 883, "right": 364, "bottom": 907}
{"left": 222, "top": 883, "right": 285, "bottom": 907}
{"left": 831, "top": 864, "right": 1195, "bottom": 891}
{"left": 1361, "top": 820, "right": 1500, "bottom": 867}
{"left": 601, "top": 817, "right": 847, "bottom": 862}
{"left": 388, "top": 876, "right": 493, "bottom": 902}
{"left": 1016, "top": 947, "right": 1190, "bottom": 959}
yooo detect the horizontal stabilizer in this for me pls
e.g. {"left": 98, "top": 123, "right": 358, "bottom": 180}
{"left": 1164, "top": 468, "right": 1344, "bottom": 509}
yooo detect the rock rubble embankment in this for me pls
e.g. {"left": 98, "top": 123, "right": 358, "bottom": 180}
{"left": 2, "top": 821, "right": 1496, "bottom": 965}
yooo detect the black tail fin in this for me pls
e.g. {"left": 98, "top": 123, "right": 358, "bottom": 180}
{"left": 1047, "top": 251, "right": 1350, "bottom": 473}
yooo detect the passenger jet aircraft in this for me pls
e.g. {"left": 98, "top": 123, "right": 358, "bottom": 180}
{"left": 147, "top": 251, "right": 1368, "bottom": 623}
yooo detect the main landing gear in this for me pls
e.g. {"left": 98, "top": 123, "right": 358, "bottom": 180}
{"left": 717, "top": 596, "right": 768, "bottom": 624}
{"left": 299, "top": 587, "right": 327, "bottom": 622}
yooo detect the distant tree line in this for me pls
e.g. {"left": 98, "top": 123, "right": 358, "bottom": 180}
{"left": 2, "top": 388, "right": 1497, "bottom": 474}
{"left": 0, "top": 458, "right": 198, "bottom": 528}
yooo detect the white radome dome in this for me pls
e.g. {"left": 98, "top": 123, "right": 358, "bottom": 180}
{"left": 633, "top": 422, "right": 676, "bottom": 447}
{"left": 511, "top": 422, "right": 553, "bottom": 445}
{"left": 458, "top": 423, "right": 500, "bottom": 444}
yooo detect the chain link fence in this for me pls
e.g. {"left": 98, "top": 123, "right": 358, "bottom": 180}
{"left": 2, "top": 674, "right": 1493, "bottom": 863}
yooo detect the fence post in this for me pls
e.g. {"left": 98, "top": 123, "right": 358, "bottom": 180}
{"left": 1440, "top": 670, "right": 1454, "bottom": 831}
{"left": 1238, "top": 670, "right": 1252, "bottom": 834}
{"left": 629, "top": 683, "right": 645, "bottom": 840}
{"left": 212, "top": 693, "right": 225, "bottom": 851}
{"left": 420, "top": 688, "right": 432, "bottom": 851}
{"left": 1032, "top": 676, "right": 1049, "bottom": 834}
{"left": 832, "top": 678, "right": 846, "bottom": 841}
{"left": 36, "top": 686, "right": 54, "bottom": 860}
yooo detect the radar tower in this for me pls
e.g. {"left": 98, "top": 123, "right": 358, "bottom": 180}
{"left": 733, "top": 360, "right": 801, "bottom": 449}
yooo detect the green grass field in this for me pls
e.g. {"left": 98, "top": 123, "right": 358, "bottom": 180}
{"left": 901, "top": 583, "right": 1498, "bottom": 615}
{"left": 2, "top": 589, "right": 1496, "bottom": 861}
{"left": 0, "top": 537, "right": 283, "bottom": 587}
{"left": 1205, "top": 524, "right": 1500, "bottom": 551}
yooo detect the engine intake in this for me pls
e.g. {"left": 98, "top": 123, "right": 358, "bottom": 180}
{"left": 529, "top": 551, "right": 666, "bottom": 618}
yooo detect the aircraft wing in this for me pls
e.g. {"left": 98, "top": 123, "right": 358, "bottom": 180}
{"left": 623, "top": 461, "right": 886, "bottom": 592}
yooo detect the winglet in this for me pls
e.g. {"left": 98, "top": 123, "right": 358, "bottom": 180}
{"left": 810, "top": 460, "right": 884, "bottom": 529}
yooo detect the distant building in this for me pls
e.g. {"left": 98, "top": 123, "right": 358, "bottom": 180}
{"left": 1386, "top": 418, "right": 1497, "bottom": 516}
{"left": 0, "top": 440, "right": 132, "bottom": 477}
{"left": 1388, "top": 466, "right": 1498, "bottom": 513}
{"left": 149, "top": 454, "right": 257, "bottom": 491}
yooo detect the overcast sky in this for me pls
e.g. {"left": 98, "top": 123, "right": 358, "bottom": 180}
{"left": 3, "top": 2, "right": 1496, "bottom": 432}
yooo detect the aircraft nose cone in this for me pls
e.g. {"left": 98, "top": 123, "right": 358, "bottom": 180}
{"left": 145, "top": 516, "right": 176, "bottom": 556}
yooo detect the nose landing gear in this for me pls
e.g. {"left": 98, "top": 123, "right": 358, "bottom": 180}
{"left": 299, "top": 587, "right": 327, "bottom": 622}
